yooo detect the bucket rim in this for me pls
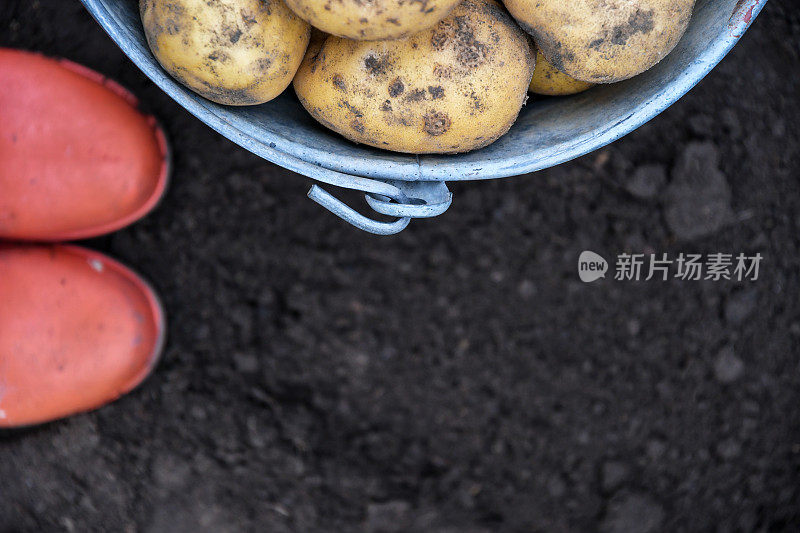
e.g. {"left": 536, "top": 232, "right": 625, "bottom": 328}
{"left": 79, "top": 0, "right": 768, "bottom": 182}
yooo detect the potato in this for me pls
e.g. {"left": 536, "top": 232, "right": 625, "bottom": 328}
{"left": 140, "top": 0, "right": 310, "bottom": 106}
{"left": 504, "top": 0, "right": 695, "bottom": 83}
{"left": 529, "top": 48, "right": 594, "bottom": 96}
{"left": 293, "top": 0, "right": 534, "bottom": 154}
{"left": 284, "top": 0, "right": 461, "bottom": 41}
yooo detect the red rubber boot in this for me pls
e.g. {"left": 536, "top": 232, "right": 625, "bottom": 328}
{"left": 0, "top": 245, "right": 165, "bottom": 427}
{"left": 0, "top": 49, "right": 169, "bottom": 241}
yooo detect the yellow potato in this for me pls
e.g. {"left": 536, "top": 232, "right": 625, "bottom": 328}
{"left": 284, "top": 0, "right": 461, "bottom": 41}
{"left": 504, "top": 0, "right": 695, "bottom": 83}
{"left": 293, "top": 0, "right": 534, "bottom": 154}
{"left": 140, "top": 0, "right": 310, "bottom": 106}
{"left": 529, "top": 48, "right": 594, "bottom": 96}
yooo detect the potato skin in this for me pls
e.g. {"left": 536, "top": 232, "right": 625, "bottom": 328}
{"left": 504, "top": 0, "right": 695, "bottom": 83}
{"left": 284, "top": 0, "right": 460, "bottom": 41}
{"left": 293, "top": 0, "right": 535, "bottom": 154}
{"left": 140, "top": 0, "right": 310, "bottom": 106}
{"left": 529, "top": 48, "right": 594, "bottom": 96}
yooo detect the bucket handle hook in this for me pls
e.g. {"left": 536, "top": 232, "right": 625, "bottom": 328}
{"left": 307, "top": 180, "right": 453, "bottom": 235}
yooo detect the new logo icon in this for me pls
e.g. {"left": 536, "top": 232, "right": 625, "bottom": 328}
{"left": 578, "top": 251, "right": 608, "bottom": 283}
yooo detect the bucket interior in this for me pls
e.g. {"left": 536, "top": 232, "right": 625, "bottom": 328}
{"left": 82, "top": 0, "right": 760, "bottom": 181}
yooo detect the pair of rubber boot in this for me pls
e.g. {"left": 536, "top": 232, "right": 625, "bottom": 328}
{"left": 0, "top": 49, "right": 168, "bottom": 427}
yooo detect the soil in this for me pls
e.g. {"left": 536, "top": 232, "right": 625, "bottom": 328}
{"left": 1, "top": 2, "right": 799, "bottom": 532}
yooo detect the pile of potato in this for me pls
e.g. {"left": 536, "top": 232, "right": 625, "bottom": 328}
{"left": 140, "top": 0, "right": 695, "bottom": 154}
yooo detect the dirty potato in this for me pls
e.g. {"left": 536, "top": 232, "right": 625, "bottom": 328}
{"left": 529, "top": 48, "right": 594, "bottom": 96}
{"left": 284, "top": 0, "right": 461, "bottom": 41}
{"left": 293, "top": 0, "right": 534, "bottom": 154}
{"left": 504, "top": 0, "right": 695, "bottom": 83}
{"left": 140, "top": 0, "right": 310, "bottom": 106}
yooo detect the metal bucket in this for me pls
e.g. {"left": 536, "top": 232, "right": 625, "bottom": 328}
{"left": 79, "top": 0, "right": 768, "bottom": 234}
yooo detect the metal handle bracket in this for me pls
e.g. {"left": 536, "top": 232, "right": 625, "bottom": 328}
{"left": 308, "top": 179, "right": 453, "bottom": 235}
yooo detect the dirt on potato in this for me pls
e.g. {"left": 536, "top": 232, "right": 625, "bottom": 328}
{"left": 293, "top": 0, "right": 534, "bottom": 154}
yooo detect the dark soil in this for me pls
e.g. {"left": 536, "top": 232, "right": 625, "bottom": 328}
{"left": 2, "top": 2, "right": 800, "bottom": 532}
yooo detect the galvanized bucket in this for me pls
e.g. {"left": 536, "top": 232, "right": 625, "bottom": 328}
{"left": 80, "top": 0, "right": 768, "bottom": 234}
